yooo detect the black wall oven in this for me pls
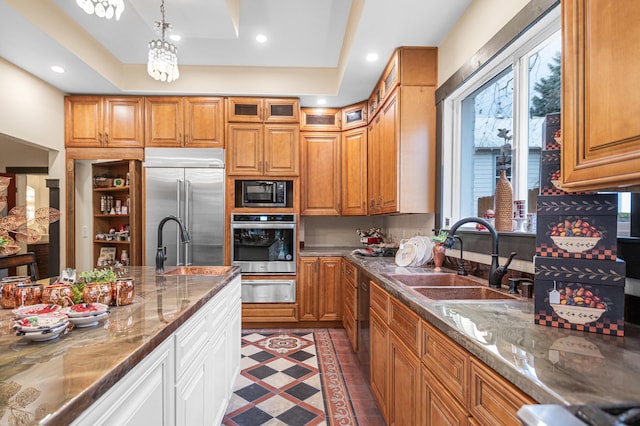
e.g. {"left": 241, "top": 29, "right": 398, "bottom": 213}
{"left": 231, "top": 214, "right": 296, "bottom": 274}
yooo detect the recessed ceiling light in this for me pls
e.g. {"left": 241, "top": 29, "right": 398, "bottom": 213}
{"left": 256, "top": 34, "right": 268, "bottom": 44}
{"left": 317, "top": 99, "right": 327, "bottom": 105}
{"left": 170, "top": 34, "right": 181, "bottom": 42}
{"left": 366, "top": 53, "right": 379, "bottom": 62}
{"left": 51, "top": 65, "right": 65, "bottom": 74}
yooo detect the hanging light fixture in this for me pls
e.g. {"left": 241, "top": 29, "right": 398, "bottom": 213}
{"left": 76, "top": 0, "right": 125, "bottom": 20}
{"left": 147, "top": 0, "right": 179, "bottom": 82}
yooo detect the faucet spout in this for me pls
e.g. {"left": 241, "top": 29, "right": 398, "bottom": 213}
{"left": 156, "top": 215, "right": 191, "bottom": 274}
{"left": 445, "top": 217, "right": 515, "bottom": 289}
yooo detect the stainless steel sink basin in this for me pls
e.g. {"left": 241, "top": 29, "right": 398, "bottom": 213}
{"left": 409, "top": 286, "right": 518, "bottom": 301}
{"left": 383, "top": 273, "right": 485, "bottom": 287}
{"left": 163, "top": 266, "right": 232, "bottom": 276}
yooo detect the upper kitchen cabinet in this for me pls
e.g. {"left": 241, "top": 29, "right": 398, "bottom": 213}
{"left": 145, "top": 97, "right": 224, "bottom": 148}
{"left": 300, "top": 132, "right": 341, "bottom": 215}
{"left": 300, "top": 108, "right": 342, "bottom": 131}
{"left": 341, "top": 127, "right": 368, "bottom": 216}
{"left": 227, "top": 97, "right": 300, "bottom": 123}
{"left": 366, "top": 46, "right": 437, "bottom": 215}
{"left": 561, "top": 0, "right": 640, "bottom": 191}
{"left": 65, "top": 96, "right": 144, "bottom": 148}
{"left": 341, "top": 101, "right": 367, "bottom": 131}
{"left": 227, "top": 123, "right": 299, "bottom": 176}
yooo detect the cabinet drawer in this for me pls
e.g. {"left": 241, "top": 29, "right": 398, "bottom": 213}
{"left": 370, "top": 281, "right": 389, "bottom": 322}
{"left": 242, "top": 303, "right": 298, "bottom": 322}
{"left": 342, "top": 261, "right": 357, "bottom": 286}
{"left": 422, "top": 321, "right": 470, "bottom": 409}
{"left": 470, "top": 358, "right": 535, "bottom": 426}
{"left": 388, "top": 296, "right": 421, "bottom": 354}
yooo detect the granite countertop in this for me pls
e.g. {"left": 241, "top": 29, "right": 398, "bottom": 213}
{"left": 337, "top": 252, "right": 640, "bottom": 406}
{"left": 0, "top": 266, "right": 241, "bottom": 426}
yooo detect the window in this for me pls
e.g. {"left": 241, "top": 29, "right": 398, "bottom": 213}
{"left": 442, "top": 7, "right": 561, "bottom": 228}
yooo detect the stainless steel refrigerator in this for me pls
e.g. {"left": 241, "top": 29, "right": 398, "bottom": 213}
{"left": 143, "top": 148, "right": 225, "bottom": 267}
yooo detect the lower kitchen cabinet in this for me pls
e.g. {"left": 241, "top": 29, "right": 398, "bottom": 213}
{"left": 72, "top": 276, "right": 240, "bottom": 426}
{"left": 388, "top": 332, "right": 421, "bottom": 426}
{"left": 370, "top": 310, "right": 388, "bottom": 421}
{"left": 421, "top": 366, "right": 469, "bottom": 426}
{"left": 341, "top": 260, "right": 358, "bottom": 351}
{"left": 298, "top": 256, "right": 342, "bottom": 322}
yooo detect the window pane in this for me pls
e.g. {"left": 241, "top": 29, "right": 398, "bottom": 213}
{"left": 528, "top": 33, "right": 561, "bottom": 211}
{"left": 460, "top": 66, "right": 514, "bottom": 218}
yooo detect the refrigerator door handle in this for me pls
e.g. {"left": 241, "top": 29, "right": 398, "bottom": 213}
{"left": 185, "top": 179, "right": 192, "bottom": 265}
{"left": 177, "top": 178, "right": 184, "bottom": 266}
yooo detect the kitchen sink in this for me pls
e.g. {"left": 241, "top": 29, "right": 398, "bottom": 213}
{"left": 383, "top": 273, "right": 485, "bottom": 287}
{"left": 163, "top": 266, "right": 232, "bottom": 276}
{"left": 409, "top": 286, "right": 518, "bottom": 301}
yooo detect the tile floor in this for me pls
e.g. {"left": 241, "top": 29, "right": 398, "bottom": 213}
{"left": 224, "top": 328, "right": 384, "bottom": 426}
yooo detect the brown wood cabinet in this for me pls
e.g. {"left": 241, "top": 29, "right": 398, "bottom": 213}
{"left": 341, "top": 260, "right": 358, "bottom": 351}
{"left": 300, "top": 108, "right": 341, "bottom": 131}
{"left": 421, "top": 366, "right": 470, "bottom": 426}
{"left": 341, "top": 127, "right": 368, "bottom": 216}
{"left": 91, "top": 160, "right": 142, "bottom": 267}
{"left": 341, "top": 101, "right": 368, "bottom": 131}
{"left": 65, "top": 96, "right": 144, "bottom": 148}
{"left": 297, "top": 256, "right": 342, "bottom": 322}
{"left": 227, "top": 97, "right": 300, "bottom": 123}
{"left": 561, "top": 0, "right": 640, "bottom": 191}
{"left": 242, "top": 303, "right": 298, "bottom": 324}
{"left": 227, "top": 123, "right": 299, "bottom": 176}
{"left": 300, "top": 132, "right": 341, "bottom": 215}
{"left": 370, "top": 309, "right": 389, "bottom": 420}
{"left": 388, "top": 332, "right": 421, "bottom": 426}
{"left": 144, "top": 97, "right": 224, "bottom": 148}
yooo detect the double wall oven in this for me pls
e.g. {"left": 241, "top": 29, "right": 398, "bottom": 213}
{"left": 231, "top": 213, "right": 296, "bottom": 303}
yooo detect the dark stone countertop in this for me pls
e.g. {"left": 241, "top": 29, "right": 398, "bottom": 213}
{"left": 302, "top": 248, "right": 640, "bottom": 406}
{"left": 0, "top": 266, "right": 241, "bottom": 425}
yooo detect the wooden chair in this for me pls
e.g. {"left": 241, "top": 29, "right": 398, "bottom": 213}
{"left": 0, "top": 252, "right": 40, "bottom": 281}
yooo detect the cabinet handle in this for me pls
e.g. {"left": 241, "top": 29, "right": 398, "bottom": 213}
{"left": 98, "top": 132, "right": 102, "bottom": 145}
{"left": 265, "top": 161, "right": 269, "bottom": 171}
{"left": 185, "top": 133, "right": 189, "bottom": 145}
{"left": 258, "top": 160, "right": 263, "bottom": 173}
{"left": 378, "top": 196, "right": 382, "bottom": 209}
{"left": 104, "top": 132, "right": 109, "bottom": 145}
{"left": 179, "top": 133, "right": 182, "bottom": 144}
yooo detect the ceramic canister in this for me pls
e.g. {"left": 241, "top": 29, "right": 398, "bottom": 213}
{"left": 83, "top": 283, "right": 113, "bottom": 305}
{"left": 41, "top": 284, "right": 75, "bottom": 307}
{"left": 0, "top": 276, "right": 32, "bottom": 309}
{"left": 14, "top": 284, "right": 43, "bottom": 307}
{"left": 111, "top": 278, "right": 135, "bottom": 306}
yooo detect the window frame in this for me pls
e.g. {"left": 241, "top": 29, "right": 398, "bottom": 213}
{"left": 441, "top": 7, "right": 561, "bottom": 229}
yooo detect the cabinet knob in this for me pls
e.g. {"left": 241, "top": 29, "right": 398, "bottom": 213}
{"left": 104, "top": 132, "right": 109, "bottom": 145}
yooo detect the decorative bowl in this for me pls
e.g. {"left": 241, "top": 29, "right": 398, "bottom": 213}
{"left": 550, "top": 236, "right": 601, "bottom": 253}
{"left": 12, "top": 303, "right": 61, "bottom": 318}
{"left": 61, "top": 302, "right": 109, "bottom": 318}
{"left": 550, "top": 303, "right": 606, "bottom": 325}
{"left": 13, "top": 312, "right": 69, "bottom": 332}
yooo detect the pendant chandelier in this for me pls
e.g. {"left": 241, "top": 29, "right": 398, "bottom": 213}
{"left": 76, "top": 0, "right": 125, "bottom": 20}
{"left": 147, "top": 0, "right": 179, "bottom": 82}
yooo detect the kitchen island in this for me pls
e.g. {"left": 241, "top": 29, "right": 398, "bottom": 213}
{"left": 0, "top": 266, "right": 241, "bottom": 426}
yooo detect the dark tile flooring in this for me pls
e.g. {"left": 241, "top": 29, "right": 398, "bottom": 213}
{"left": 229, "top": 328, "right": 385, "bottom": 425}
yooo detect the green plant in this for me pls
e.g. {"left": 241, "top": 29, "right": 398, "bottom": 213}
{"left": 431, "top": 230, "right": 449, "bottom": 243}
{"left": 71, "top": 282, "right": 85, "bottom": 305}
{"left": 0, "top": 235, "right": 9, "bottom": 248}
{"left": 79, "top": 268, "right": 117, "bottom": 284}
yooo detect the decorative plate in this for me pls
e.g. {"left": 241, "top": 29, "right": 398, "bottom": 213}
{"left": 61, "top": 303, "right": 109, "bottom": 318}
{"left": 12, "top": 304, "right": 61, "bottom": 319}
{"left": 13, "top": 312, "right": 68, "bottom": 332}
{"left": 16, "top": 321, "right": 69, "bottom": 342}
{"left": 68, "top": 312, "right": 109, "bottom": 328}
{"left": 395, "top": 243, "right": 416, "bottom": 267}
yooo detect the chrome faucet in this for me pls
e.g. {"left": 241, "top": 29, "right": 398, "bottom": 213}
{"left": 445, "top": 217, "right": 516, "bottom": 289}
{"left": 156, "top": 215, "right": 191, "bottom": 274}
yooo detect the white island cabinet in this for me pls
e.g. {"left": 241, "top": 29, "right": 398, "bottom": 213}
{"left": 71, "top": 275, "right": 241, "bottom": 426}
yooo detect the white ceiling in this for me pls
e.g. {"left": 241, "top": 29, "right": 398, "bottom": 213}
{"left": 0, "top": 0, "right": 471, "bottom": 108}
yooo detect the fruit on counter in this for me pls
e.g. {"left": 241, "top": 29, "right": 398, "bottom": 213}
{"left": 549, "top": 219, "right": 601, "bottom": 238}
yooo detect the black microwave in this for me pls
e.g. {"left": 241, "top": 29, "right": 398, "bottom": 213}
{"left": 235, "top": 180, "right": 292, "bottom": 208}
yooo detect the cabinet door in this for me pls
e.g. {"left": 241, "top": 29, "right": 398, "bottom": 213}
{"left": 184, "top": 97, "right": 224, "bottom": 148}
{"left": 103, "top": 97, "right": 144, "bottom": 148}
{"left": 341, "top": 127, "right": 368, "bottom": 215}
{"left": 380, "top": 90, "right": 399, "bottom": 213}
{"left": 175, "top": 344, "right": 210, "bottom": 426}
{"left": 145, "top": 97, "right": 184, "bottom": 147}
{"left": 421, "top": 366, "right": 469, "bottom": 426}
{"left": 298, "top": 257, "right": 318, "bottom": 321}
{"left": 561, "top": 0, "right": 640, "bottom": 190}
{"left": 227, "top": 124, "right": 264, "bottom": 175}
{"left": 300, "top": 132, "right": 341, "bottom": 215}
{"left": 341, "top": 101, "right": 367, "bottom": 130}
{"left": 265, "top": 98, "right": 300, "bottom": 122}
{"left": 65, "top": 96, "right": 103, "bottom": 147}
{"left": 227, "top": 97, "right": 263, "bottom": 122}
{"left": 300, "top": 108, "right": 341, "bottom": 131}
{"left": 264, "top": 124, "right": 299, "bottom": 176}
{"left": 388, "top": 334, "right": 421, "bottom": 426}
{"left": 318, "top": 257, "right": 341, "bottom": 321}
{"left": 370, "top": 312, "right": 388, "bottom": 422}
{"left": 367, "top": 114, "right": 381, "bottom": 214}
